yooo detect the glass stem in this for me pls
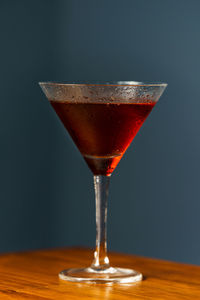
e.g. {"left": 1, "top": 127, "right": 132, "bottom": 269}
{"left": 91, "top": 175, "right": 110, "bottom": 270}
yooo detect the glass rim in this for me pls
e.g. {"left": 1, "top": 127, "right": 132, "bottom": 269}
{"left": 39, "top": 81, "right": 168, "bottom": 87}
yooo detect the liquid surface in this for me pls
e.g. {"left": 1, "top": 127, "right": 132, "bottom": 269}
{"left": 50, "top": 101, "right": 155, "bottom": 175}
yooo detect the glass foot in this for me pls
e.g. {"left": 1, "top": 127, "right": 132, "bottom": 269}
{"left": 59, "top": 267, "right": 142, "bottom": 284}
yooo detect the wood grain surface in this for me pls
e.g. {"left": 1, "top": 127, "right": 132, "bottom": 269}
{"left": 0, "top": 247, "right": 199, "bottom": 299}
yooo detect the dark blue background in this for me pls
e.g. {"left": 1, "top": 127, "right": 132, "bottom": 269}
{"left": 1, "top": 0, "right": 200, "bottom": 264}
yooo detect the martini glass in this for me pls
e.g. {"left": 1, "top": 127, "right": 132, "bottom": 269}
{"left": 39, "top": 81, "right": 167, "bottom": 284}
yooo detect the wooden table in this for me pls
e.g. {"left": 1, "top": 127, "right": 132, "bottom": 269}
{"left": 0, "top": 247, "right": 199, "bottom": 299}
